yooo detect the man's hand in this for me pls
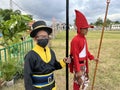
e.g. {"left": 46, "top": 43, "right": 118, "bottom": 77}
{"left": 63, "top": 57, "right": 71, "bottom": 63}
{"left": 93, "top": 58, "right": 99, "bottom": 62}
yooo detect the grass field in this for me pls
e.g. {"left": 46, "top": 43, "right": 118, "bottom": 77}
{"left": 1, "top": 30, "right": 120, "bottom": 90}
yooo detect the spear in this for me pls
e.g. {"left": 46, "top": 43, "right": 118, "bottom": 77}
{"left": 91, "top": 0, "right": 110, "bottom": 90}
{"left": 66, "top": 0, "right": 69, "bottom": 90}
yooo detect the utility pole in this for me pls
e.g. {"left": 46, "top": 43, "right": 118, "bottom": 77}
{"left": 10, "top": 0, "right": 13, "bottom": 9}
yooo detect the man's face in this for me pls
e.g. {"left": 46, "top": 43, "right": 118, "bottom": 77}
{"left": 34, "top": 30, "right": 49, "bottom": 41}
{"left": 80, "top": 28, "right": 88, "bottom": 35}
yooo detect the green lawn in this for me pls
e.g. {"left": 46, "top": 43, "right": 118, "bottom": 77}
{"left": 1, "top": 30, "right": 120, "bottom": 90}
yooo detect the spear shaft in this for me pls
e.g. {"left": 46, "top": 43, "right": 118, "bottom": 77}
{"left": 66, "top": 0, "right": 69, "bottom": 90}
{"left": 91, "top": 0, "right": 110, "bottom": 90}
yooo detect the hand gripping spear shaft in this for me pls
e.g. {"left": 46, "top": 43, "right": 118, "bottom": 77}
{"left": 91, "top": 0, "right": 110, "bottom": 90}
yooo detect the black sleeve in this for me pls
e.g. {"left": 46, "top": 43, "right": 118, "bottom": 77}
{"left": 24, "top": 51, "right": 35, "bottom": 90}
{"left": 54, "top": 60, "right": 62, "bottom": 70}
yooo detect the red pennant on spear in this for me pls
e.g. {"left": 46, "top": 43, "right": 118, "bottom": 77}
{"left": 91, "top": 0, "right": 111, "bottom": 90}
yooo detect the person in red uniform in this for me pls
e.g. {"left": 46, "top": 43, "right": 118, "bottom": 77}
{"left": 69, "top": 10, "right": 98, "bottom": 90}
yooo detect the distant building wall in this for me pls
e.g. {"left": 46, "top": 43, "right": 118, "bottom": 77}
{"left": 111, "top": 24, "right": 120, "bottom": 30}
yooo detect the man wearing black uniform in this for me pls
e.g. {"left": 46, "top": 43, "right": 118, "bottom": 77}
{"left": 24, "top": 20, "right": 70, "bottom": 90}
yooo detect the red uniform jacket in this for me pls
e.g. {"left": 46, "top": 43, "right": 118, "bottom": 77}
{"left": 69, "top": 34, "right": 94, "bottom": 73}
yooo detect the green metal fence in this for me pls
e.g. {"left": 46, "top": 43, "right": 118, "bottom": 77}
{"left": 0, "top": 39, "right": 33, "bottom": 63}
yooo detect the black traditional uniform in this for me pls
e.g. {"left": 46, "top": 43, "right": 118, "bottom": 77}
{"left": 24, "top": 44, "right": 65, "bottom": 90}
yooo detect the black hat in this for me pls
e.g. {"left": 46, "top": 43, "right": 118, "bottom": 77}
{"left": 30, "top": 20, "right": 52, "bottom": 37}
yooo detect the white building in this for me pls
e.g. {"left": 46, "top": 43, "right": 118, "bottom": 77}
{"left": 111, "top": 24, "right": 120, "bottom": 30}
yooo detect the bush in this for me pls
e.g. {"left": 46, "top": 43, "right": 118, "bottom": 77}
{"left": 1, "top": 59, "right": 17, "bottom": 81}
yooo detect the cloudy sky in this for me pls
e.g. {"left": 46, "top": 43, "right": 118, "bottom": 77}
{"left": 0, "top": 0, "right": 120, "bottom": 25}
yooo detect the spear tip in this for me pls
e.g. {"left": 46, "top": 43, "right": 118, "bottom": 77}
{"left": 107, "top": 0, "right": 110, "bottom": 3}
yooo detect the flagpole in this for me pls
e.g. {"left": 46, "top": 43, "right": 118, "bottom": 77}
{"left": 91, "top": 0, "right": 110, "bottom": 90}
{"left": 66, "top": 0, "right": 69, "bottom": 90}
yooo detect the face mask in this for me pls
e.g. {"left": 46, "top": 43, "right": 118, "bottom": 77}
{"left": 37, "top": 39, "right": 49, "bottom": 48}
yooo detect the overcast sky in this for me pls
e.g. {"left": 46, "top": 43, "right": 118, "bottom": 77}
{"left": 0, "top": 0, "right": 120, "bottom": 25}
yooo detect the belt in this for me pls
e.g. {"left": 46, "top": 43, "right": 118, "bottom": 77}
{"left": 32, "top": 72, "right": 54, "bottom": 88}
{"left": 79, "top": 61, "right": 84, "bottom": 64}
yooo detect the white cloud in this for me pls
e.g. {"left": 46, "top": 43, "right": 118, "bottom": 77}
{"left": 0, "top": 0, "right": 9, "bottom": 9}
{"left": 108, "top": 14, "right": 120, "bottom": 21}
{"left": 0, "top": 0, "right": 120, "bottom": 25}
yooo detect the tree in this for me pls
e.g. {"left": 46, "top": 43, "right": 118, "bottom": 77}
{"left": 94, "top": 17, "right": 103, "bottom": 26}
{"left": 0, "top": 9, "right": 32, "bottom": 46}
{"left": 114, "top": 21, "right": 120, "bottom": 24}
{"left": 105, "top": 18, "right": 112, "bottom": 27}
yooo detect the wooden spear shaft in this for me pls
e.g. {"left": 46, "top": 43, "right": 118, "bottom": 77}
{"left": 91, "top": 0, "right": 110, "bottom": 90}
